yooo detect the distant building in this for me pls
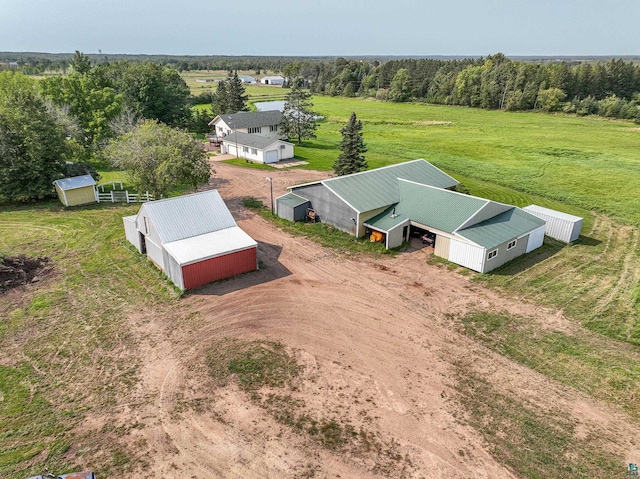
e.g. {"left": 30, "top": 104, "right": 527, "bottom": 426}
{"left": 254, "top": 100, "right": 286, "bottom": 112}
{"left": 260, "top": 75, "right": 285, "bottom": 86}
{"left": 238, "top": 75, "right": 257, "bottom": 84}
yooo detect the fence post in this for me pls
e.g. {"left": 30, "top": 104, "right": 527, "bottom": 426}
{"left": 110, "top": 190, "right": 114, "bottom": 203}
{"left": 126, "top": 190, "right": 130, "bottom": 203}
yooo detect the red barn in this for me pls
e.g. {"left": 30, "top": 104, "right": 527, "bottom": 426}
{"left": 123, "top": 190, "right": 257, "bottom": 290}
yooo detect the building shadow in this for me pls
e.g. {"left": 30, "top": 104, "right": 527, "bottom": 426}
{"left": 189, "top": 240, "right": 291, "bottom": 296}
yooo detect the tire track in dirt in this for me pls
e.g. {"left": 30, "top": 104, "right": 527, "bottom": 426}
{"left": 100, "top": 163, "right": 640, "bottom": 478}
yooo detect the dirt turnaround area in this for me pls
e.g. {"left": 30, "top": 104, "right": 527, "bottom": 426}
{"left": 85, "top": 162, "right": 640, "bottom": 478}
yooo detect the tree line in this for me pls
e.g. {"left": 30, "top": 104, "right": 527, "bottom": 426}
{"left": 0, "top": 52, "right": 336, "bottom": 75}
{"left": 303, "top": 54, "right": 640, "bottom": 121}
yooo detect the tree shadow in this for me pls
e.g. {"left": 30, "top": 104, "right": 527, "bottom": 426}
{"left": 189, "top": 240, "right": 291, "bottom": 296}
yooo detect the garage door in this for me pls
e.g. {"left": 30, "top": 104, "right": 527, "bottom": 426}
{"left": 265, "top": 150, "right": 279, "bottom": 163}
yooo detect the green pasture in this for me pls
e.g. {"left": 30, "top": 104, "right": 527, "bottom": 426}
{"left": 0, "top": 202, "right": 180, "bottom": 478}
{"left": 293, "top": 97, "right": 640, "bottom": 226}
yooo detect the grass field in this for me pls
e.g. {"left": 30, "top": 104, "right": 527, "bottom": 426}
{"left": 0, "top": 202, "right": 180, "bottom": 478}
{"left": 182, "top": 70, "right": 288, "bottom": 106}
{"left": 293, "top": 97, "right": 640, "bottom": 227}
{"left": 4, "top": 83, "right": 640, "bottom": 477}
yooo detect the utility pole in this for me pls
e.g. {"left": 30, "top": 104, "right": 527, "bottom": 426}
{"left": 265, "top": 177, "right": 274, "bottom": 214}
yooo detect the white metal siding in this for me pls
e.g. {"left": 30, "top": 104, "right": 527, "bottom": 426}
{"left": 523, "top": 206, "right": 582, "bottom": 243}
{"left": 146, "top": 238, "right": 164, "bottom": 269}
{"left": 448, "top": 239, "right": 485, "bottom": 272}
{"left": 386, "top": 222, "right": 409, "bottom": 249}
{"left": 162, "top": 249, "right": 184, "bottom": 290}
{"left": 123, "top": 216, "right": 143, "bottom": 253}
{"left": 525, "top": 225, "right": 546, "bottom": 253}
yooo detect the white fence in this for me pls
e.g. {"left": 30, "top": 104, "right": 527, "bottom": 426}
{"left": 96, "top": 190, "right": 153, "bottom": 203}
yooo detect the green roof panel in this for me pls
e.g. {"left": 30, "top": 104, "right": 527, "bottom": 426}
{"left": 277, "top": 193, "right": 310, "bottom": 208}
{"left": 323, "top": 159, "right": 458, "bottom": 213}
{"left": 396, "top": 180, "right": 487, "bottom": 233}
{"left": 457, "top": 208, "right": 546, "bottom": 248}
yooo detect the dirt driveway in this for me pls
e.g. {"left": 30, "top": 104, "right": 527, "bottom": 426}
{"left": 117, "top": 162, "right": 640, "bottom": 478}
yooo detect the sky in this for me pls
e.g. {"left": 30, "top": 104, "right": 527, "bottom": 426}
{"left": 1, "top": 0, "right": 639, "bottom": 57}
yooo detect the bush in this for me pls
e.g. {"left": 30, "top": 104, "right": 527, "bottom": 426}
{"left": 63, "top": 162, "right": 101, "bottom": 181}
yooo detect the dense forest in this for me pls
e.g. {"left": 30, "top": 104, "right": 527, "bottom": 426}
{"left": 301, "top": 54, "right": 640, "bottom": 120}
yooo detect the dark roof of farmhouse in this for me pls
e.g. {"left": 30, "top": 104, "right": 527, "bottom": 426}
{"left": 220, "top": 131, "right": 291, "bottom": 149}
{"left": 211, "top": 110, "right": 282, "bottom": 128}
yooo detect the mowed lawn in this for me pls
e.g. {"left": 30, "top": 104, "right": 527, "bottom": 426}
{"left": 294, "top": 97, "right": 640, "bottom": 226}
{"left": 0, "top": 202, "right": 180, "bottom": 479}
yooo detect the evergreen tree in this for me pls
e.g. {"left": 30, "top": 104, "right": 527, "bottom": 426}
{"left": 227, "top": 71, "right": 249, "bottom": 113}
{"left": 212, "top": 71, "right": 248, "bottom": 114}
{"left": 71, "top": 50, "right": 92, "bottom": 74}
{"left": 333, "top": 112, "right": 367, "bottom": 176}
{"left": 279, "top": 79, "right": 318, "bottom": 144}
{"left": 212, "top": 79, "right": 229, "bottom": 114}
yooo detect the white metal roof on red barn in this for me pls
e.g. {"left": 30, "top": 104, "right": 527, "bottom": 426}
{"left": 162, "top": 226, "right": 257, "bottom": 266}
{"left": 139, "top": 190, "right": 237, "bottom": 244}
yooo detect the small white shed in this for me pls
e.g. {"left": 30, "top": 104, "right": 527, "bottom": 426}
{"left": 523, "top": 205, "right": 583, "bottom": 243}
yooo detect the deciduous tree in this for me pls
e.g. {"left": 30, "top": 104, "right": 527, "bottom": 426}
{"left": 103, "top": 120, "right": 210, "bottom": 198}
{"left": 333, "top": 112, "right": 367, "bottom": 176}
{"left": 389, "top": 68, "right": 412, "bottom": 102}
{"left": 0, "top": 72, "right": 68, "bottom": 202}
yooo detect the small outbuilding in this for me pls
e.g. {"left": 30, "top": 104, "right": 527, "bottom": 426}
{"left": 523, "top": 205, "right": 583, "bottom": 243}
{"left": 53, "top": 175, "right": 97, "bottom": 207}
{"left": 123, "top": 190, "right": 257, "bottom": 290}
{"left": 260, "top": 75, "right": 285, "bottom": 85}
{"left": 238, "top": 75, "right": 257, "bottom": 84}
{"left": 221, "top": 132, "right": 294, "bottom": 163}
{"left": 276, "top": 193, "right": 311, "bottom": 222}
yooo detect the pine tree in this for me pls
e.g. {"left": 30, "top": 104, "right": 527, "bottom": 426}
{"left": 333, "top": 112, "right": 367, "bottom": 176}
{"left": 212, "top": 71, "right": 248, "bottom": 114}
{"left": 227, "top": 71, "right": 249, "bottom": 113}
{"left": 212, "top": 77, "right": 229, "bottom": 114}
{"left": 279, "top": 79, "right": 318, "bottom": 144}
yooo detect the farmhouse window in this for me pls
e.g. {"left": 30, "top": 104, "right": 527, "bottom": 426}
{"left": 243, "top": 146, "right": 249, "bottom": 153}
{"left": 270, "top": 125, "right": 278, "bottom": 132}
{"left": 251, "top": 148, "right": 257, "bottom": 155}
{"left": 248, "top": 127, "right": 262, "bottom": 134}
{"left": 507, "top": 239, "right": 517, "bottom": 250}
{"left": 487, "top": 249, "right": 498, "bottom": 260}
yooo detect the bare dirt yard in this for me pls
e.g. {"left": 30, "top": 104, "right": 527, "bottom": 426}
{"left": 72, "top": 162, "right": 640, "bottom": 478}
